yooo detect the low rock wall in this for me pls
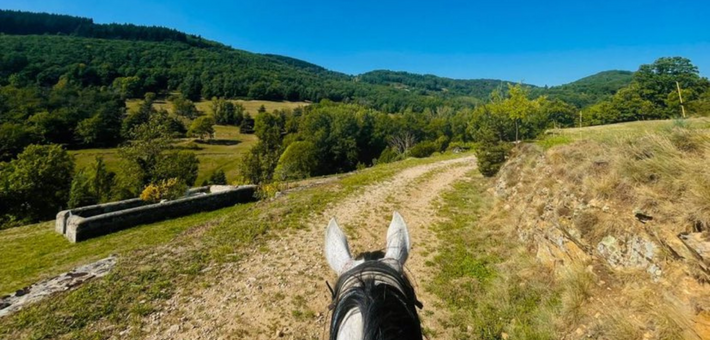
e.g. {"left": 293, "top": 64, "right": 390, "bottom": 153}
{"left": 57, "top": 185, "right": 256, "bottom": 243}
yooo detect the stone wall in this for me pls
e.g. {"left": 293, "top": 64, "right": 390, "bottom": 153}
{"left": 56, "top": 185, "right": 256, "bottom": 243}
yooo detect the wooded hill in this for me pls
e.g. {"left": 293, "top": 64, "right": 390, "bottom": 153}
{"left": 0, "top": 9, "right": 630, "bottom": 111}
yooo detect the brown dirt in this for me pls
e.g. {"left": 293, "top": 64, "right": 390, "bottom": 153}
{"left": 141, "top": 156, "right": 477, "bottom": 340}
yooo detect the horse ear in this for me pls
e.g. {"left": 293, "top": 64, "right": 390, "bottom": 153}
{"left": 324, "top": 218, "right": 353, "bottom": 274}
{"left": 385, "top": 211, "right": 411, "bottom": 266}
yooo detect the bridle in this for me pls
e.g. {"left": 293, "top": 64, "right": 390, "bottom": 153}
{"left": 326, "top": 260, "right": 423, "bottom": 339}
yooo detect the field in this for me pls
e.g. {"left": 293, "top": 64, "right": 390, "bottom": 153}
{"left": 540, "top": 116, "right": 710, "bottom": 147}
{"left": 74, "top": 99, "right": 309, "bottom": 183}
{"left": 71, "top": 125, "right": 257, "bottom": 185}
{"left": 125, "top": 98, "right": 309, "bottom": 115}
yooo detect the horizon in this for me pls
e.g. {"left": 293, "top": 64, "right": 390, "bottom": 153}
{"left": 2, "top": 0, "right": 709, "bottom": 86}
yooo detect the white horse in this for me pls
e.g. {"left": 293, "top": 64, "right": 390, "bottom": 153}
{"left": 324, "top": 212, "right": 423, "bottom": 340}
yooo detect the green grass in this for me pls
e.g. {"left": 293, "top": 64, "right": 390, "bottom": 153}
{"left": 0, "top": 151, "right": 471, "bottom": 339}
{"left": 71, "top": 125, "right": 257, "bottom": 184}
{"left": 428, "top": 171, "right": 561, "bottom": 339}
{"left": 0, "top": 208, "right": 234, "bottom": 295}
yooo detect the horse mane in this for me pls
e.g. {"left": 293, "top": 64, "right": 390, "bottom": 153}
{"left": 328, "top": 259, "right": 423, "bottom": 340}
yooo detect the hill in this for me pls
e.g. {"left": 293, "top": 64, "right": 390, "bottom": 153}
{"left": 532, "top": 70, "right": 634, "bottom": 107}
{"left": 358, "top": 69, "right": 530, "bottom": 98}
{"left": 0, "top": 9, "right": 627, "bottom": 112}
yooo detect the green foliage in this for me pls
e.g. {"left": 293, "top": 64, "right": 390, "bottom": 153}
{"left": 376, "top": 147, "right": 401, "bottom": 164}
{"left": 68, "top": 157, "right": 115, "bottom": 208}
{"left": 140, "top": 178, "right": 188, "bottom": 202}
{"left": 68, "top": 170, "right": 96, "bottom": 208}
{"left": 153, "top": 151, "right": 199, "bottom": 187}
{"left": 203, "top": 169, "right": 227, "bottom": 186}
{"left": 475, "top": 128, "right": 512, "bottom": 177}
{"left": 0, "top": 122, "right": 39, "bottom": 161}
{"left": 239, "top": 112, "right": 287, "bottom": 184}
{"left": 409, "top": 141, "right": 438, "bottom": 158}
{"left": 171, "top": 95, "right": 200, "bottom": 119}
{"left": 116, "top": 115, "right": 199, "bottom": 197}
{"left": 531, "top": 70, "right": 634, "bottom": 108}
{"left": 188, "top": 116, "right": 215, "bottom": 140}
{"left": 211, "top": 98, "right": 244, "bottom": 126}
{"left": 0, "top": 144, "right": 74, "bottom": 227}
{"left": 274, "top": 141, "right": 318, "bottom": 181}
{"left": 583, "top": 57, "right": 710, "bottom": 126}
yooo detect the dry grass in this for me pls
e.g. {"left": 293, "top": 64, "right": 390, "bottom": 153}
{"left": 126, "top": 98, "right": 309, "bottom": 115}
{"left": 493, "top": 119, "right": 710, "bottom": 338}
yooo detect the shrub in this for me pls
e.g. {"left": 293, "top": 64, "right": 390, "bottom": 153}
{"left": 476, "top": 141, "right": 512, "bottom": 177}
{"left": 188, "top": 116, "right": 215, "bottom": 140}
{"left": 434, "top": 136, "right": 450, "bottom": 152}
{"left": 140, "top": 178, "right": 187, "bottom": 203}
{"left": 274, "top": 141, "right": 317, "bottom": 181}
{"left": 202, "top": 169, "right": 227, "bottom": 186}
{"left": 377, "top": 147, "right": 401, "bottom": 164}
{"left": 153, "top": 151, "right": 199, "bottom": 186}
{"left": 409, "top": 141, "right": 438, "bottom": 158}
{"left": 68, "top": 170, "right": 97, "bottom": 208}
{"left": 0, "top": 144, "right": 74, "bottom": 226}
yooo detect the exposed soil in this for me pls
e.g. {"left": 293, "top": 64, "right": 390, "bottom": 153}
{"left": 141, "top": 156, "right": 477, "bottom": 340}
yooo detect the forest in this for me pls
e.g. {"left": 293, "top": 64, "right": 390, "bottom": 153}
{"left": 1, "top": 10, "right": 709, "bottom": 229}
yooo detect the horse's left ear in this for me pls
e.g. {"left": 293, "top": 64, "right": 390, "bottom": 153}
{"left": 324, "top": 218, "right": 353, "bottom": 275}
{"left": 385, "top": 211, "right": 411, "bottom": 266}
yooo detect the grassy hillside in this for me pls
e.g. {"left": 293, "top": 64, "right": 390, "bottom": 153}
{"left": 490, "top": 118, "right": 710, "bottom": 338}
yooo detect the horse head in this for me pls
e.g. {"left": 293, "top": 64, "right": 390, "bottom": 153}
{"left": 324, "top": 212, "right": 423, "bottom": 340}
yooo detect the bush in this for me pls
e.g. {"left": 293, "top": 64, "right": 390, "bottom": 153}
{"left": 140, "top": 178, "right": 187, "bottom": 203}
{"left": 188, "top": 116, "right": 215, "bottom": 140}
{"left": 434, "top": 136, "right": 450, "bottom": 152}
{"left": 409, "top": 141, "right": 438, "bottom": 158}
{"left": 274, "top": 141, "right": 317, "bottom": 181}
{"left": 377, "top": 147, "right": 401, "bottom": 164}
{"left": 153, "top": 151, "right": 199, "bottom": 186}
{"left": 0, "top": 144, "right": 74, "bottom": 226}
{"left": 68, "top": 170, "right": 97, "bottom": 208}
{"left": 476, "top": 141, "right": 512, "bottom": 177}
{"left": 202, "top": 169, "right": 227, "bottom": 186}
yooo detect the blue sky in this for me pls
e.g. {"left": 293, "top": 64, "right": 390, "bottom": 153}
{"left": 3, "top": 0, "right": 709, "bottom": 86}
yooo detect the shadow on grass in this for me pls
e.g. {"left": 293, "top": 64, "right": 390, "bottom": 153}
{"left": 195, "top": 139, "right": 241, "bottom": 146}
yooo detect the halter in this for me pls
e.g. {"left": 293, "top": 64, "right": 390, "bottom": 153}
{"left": 327, "top": 260, "right": 423, "bottom": 340}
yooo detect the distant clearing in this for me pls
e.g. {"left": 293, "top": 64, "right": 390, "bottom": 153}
{"left": 126, "top": 98, "right": 309, "bottom": 115}
{"left": 71, "top": 125, "right": 257, "bottom": 185}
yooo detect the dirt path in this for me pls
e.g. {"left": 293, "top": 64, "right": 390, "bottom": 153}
{"left": 143, "top": 156, "right": 477, "bottom": 340}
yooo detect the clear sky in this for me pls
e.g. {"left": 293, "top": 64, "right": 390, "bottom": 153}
{"left": 3, "top": 0, "right": 709, "bottom": 86}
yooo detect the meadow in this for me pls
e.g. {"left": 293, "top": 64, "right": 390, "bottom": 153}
{"left": 73, "top": 99, "right": 309, "bottom": 184}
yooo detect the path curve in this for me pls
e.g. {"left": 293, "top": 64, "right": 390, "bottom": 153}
{"left": 143, "top": 155, "right": 477, "bottom": 340}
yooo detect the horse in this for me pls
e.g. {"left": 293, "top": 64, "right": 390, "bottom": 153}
{"left": 323, "top": 212, "right": 423, "bottom": 340}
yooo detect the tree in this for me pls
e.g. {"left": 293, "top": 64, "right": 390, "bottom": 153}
{"left": 503, "top": 84, "right": 538, "bottom": 142}
{"left": 212, "top": 97, "right": 244, "bottom": 125}
{"left": 274, "top": 141, "right": 318, "bottom": 180}
{"left": 475, "top": 128, "right": 512, "bottom": 177}
{"left": 204, "top": 169, "right": 227, "bottom": 185}
{"left": 0, "top": 144, "right": 74, "bottom": 226}
{"left": 172, "top": 95, "right": 199, "bottom": 119}
{"left": 188, "top": 116, "right": 215, "bottom": 139}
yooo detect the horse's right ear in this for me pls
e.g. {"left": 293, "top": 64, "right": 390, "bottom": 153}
{"left": 324, "top": 218, "right": 352, "bottom": 275}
